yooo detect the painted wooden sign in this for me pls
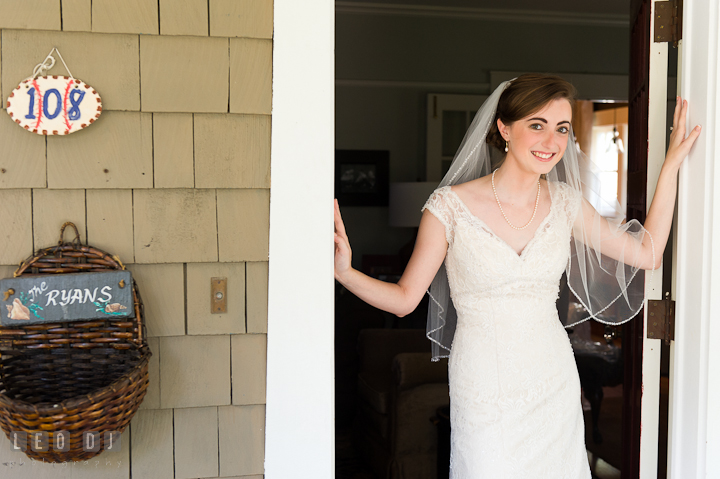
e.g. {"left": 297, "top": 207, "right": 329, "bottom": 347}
{"left": 0, "top": 271, "right": 134, "bottom": 326}
{"left": 5, "top": 76, "right": 102, "bottom": 135}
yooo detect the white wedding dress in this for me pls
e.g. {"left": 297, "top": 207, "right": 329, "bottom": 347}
{"left": 423, "top": 181, "right": 592, "bottom": 479}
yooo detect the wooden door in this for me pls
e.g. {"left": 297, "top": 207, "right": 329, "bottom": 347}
{"left": 624, "top": 1, "right": 649, "bottom": 476}
{"left": 626, "top": 0, "right": 670, "bottom": 477}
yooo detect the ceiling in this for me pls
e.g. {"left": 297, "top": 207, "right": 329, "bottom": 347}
{"left": 340, "top": 0, "right": 630, "bottom": 16}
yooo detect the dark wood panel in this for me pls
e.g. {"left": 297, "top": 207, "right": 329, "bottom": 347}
{"left": 623, "top": 0, "right": 650, "bottom": 477}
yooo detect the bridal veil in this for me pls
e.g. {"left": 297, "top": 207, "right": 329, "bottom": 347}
{"left": 426, "top": 77, "right": 651, "bottom": 361}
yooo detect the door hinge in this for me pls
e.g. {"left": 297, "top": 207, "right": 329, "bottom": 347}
{"left": 647, "top": 293, "right": 675, "bottom": 345}
{"left": 654, "top": 0, "right": 683, "bottom": 47}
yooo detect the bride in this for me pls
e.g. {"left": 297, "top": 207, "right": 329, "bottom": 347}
{"left": 334, "top": 74, "right": 700, "bottom": 477}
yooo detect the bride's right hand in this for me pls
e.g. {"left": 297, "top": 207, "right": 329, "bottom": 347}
{"left": 334, "top": 199, "right": 352, "bottom": 280}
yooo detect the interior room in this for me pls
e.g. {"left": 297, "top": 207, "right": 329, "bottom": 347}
{"left": 333, "top": 1, "right": 674, "bottom": 478}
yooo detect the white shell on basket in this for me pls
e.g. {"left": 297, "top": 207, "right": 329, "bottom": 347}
{"left": 5, "top": 76, "right": 102, "bottom": 135}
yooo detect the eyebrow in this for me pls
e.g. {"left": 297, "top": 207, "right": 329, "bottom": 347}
{"left": 527, "top": 117, "right": 571, "bottom": 126}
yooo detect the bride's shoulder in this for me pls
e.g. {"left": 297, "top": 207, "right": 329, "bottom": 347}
{"left": 425, "top": 178, "right": 486, "bottom": 217}
{"left": 548, "top": 180, "right": 580, "bottom": 199}
{"left": 449, "top": 177, "right": 490, "bottom": 199}
{"left": 423, "top": 185, "right": 452, "bottom": 209}
{"left": 547, "top": 180, "right": 583, "bottom": 219}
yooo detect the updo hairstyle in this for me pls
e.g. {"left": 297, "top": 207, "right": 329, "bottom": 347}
{"left": 486, "top": 74, "right": 578, "bottom": 153}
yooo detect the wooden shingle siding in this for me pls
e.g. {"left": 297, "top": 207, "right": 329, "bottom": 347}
{"left": 218, "top": 405, "right": 266, "bottom": 476}
{"left": 127, "top": 264, "right": 186, "bottom": 337}
{"left": 217, "top": 188, "right": 270, "bottom": 261}
{"left": 0, "top": 0, "right": 271, "bottom": 475}
{"left": 140, "top": 337, "right": 161, "bottom": 410}
{"left": 140, "top": 35, "right": 229, "bottom": 113}
{"left": 1, "top": 30, "right": 140, "bottom": 111}
{"left": 47, "top": 112, "right": 153, "bottom": 189}
{"left": 130, "top": 409, "right": 174, "bottom": 478}
{"left": 0, "top": 189, "right": 32, "bottom": 265}
{"left": 159, "top": 0, "right": 210, "bottom": 36}
{"left": 186, "top": 262, "right": 247, "bottom": 335}
{"left": 0, "top": 0, "right": 61, "bottom": 30}
{"left": 247, "top": 261, "right": 269, "bottom": 333}
{"left": 0, "top": 113, "right": 46, "bottom": 188}
{"left": 61, "top": 0, "right": 91, "bottom": 32}
{"left": 153, "top": 113, "right": 196, "bottom": 188}
{"left": 32, "top": 188, "right": 86, "bottom": 247}
{"left": 174, "top": 407, "right": 220, "bottom": 478}
{"left": 194, "top": 113, "right": 271, "bottom": 188}
{"left": 230, "top": 38, "right": 273, "bottom": 114}
{"left": 92, "top": 0, "right": 159, "bottom": 35}
{"left": 210, "top": 0, "right": 273, "bottom": 39}
{"left": 160, "top": 336, "right": 231, "bottom": 408}
{"left": 86, "top": 189, "right": 135, "bottom": 262}
{"left": 132, "top": 189, "right": 219, "bottom": 263}
{"left": 232, "top": 334, "right": 267, "bottom": 405}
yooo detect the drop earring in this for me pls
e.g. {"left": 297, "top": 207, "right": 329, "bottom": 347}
{"left": 504, "top": 141, "right": 509, "bottom": 153}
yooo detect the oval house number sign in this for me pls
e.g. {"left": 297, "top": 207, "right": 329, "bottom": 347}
{"left": 5, "top": 48, "right": 101, "bottom": 135}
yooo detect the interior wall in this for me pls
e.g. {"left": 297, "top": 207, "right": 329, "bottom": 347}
{"left": 336, "top": 10, "right": 631, "bottom": 267}
{"left": 0, "top": 2, "right": 271, "bottom": 478}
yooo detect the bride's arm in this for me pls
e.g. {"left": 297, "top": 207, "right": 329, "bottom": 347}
{"left": 335, "top": 200, "right": 448, "bottom": 317}
{"left": 575, "top": 97, "right": 701, "bottom": 270}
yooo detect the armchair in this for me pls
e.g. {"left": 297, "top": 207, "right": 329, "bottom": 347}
{"left": 354, "top": 329, "right": 450, "bottom": 479}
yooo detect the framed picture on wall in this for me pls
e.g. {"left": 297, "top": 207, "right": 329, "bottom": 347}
{"left": 335, "top": 150, "right": 389, "bottom": 206}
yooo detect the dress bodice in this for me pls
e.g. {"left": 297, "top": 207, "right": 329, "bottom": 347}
{"left": 422, "top": 182, "right": 581, "bottom": 319}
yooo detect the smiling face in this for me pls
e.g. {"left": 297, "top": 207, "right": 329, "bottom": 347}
{"left": 497, "top": 98, "right": 573, "bottom": 175}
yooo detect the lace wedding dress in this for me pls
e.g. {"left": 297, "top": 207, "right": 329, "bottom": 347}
{"left": 423, "top": 181, "right": 591, "bottom": 479}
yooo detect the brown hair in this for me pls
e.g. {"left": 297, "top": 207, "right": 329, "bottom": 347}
{"left": 486, "top": 74, "right": 577, "bottom": 152}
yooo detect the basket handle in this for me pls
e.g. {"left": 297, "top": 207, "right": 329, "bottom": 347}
{"left": 58, "top": 222, "right": 82, "bottom": 247}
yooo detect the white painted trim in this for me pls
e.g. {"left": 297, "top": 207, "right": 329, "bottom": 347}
{"left": 666, "top": 38, "right": 683, "bottom": 479}
{"left": 706, "top": 10, "right": 720, "bottom": 473}
{"left": 639, "top": 2, "right": 668, "bottom": 476}
{"left": 335, "top": 1, "right": 629, "bottom": 27}
{"left": 671, "top": 0, "right": 720, "bottom": 477}
{"left": 266, "top": 1, "right": 335, "bottom": 478}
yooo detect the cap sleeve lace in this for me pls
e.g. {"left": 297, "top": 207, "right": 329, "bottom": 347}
{"left": 421, "top": 186, "right": 456, "bottom": 245}
{"left": 550, "top": 181, "right": 582, "bottom": 229}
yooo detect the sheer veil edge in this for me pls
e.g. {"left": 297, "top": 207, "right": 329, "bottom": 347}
{"left": 425, "top": 80, "right": 651, "bottom": 362}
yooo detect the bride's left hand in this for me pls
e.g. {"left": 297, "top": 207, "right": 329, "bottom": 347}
{"left": 665, "top": 96, "right": 702, "bottom": 169}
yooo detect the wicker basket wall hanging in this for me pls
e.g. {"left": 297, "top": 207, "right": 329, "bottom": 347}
{"left": 0, "top": 223, "right": 150, "bottom": 462}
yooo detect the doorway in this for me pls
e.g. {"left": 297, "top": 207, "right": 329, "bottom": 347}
{"left": 268, "top": 1, "right": 720, "bottom": 478}
{"left": 334, "top": 2, "right": 645, "bottom": 478}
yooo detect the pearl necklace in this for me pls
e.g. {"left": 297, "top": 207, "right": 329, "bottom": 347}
{"left": 491, "top": 170, "right": 541, "bottom": 231}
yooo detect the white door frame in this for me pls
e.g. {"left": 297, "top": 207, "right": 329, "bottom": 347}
{"left": 265, "top": 1, "right": 720, "bottom": 477}
{"left": 671, "top": 0, "right": 720, "bottom": 477}
{"left": 266, "top": 1, "right": 336, "bottom": 479}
